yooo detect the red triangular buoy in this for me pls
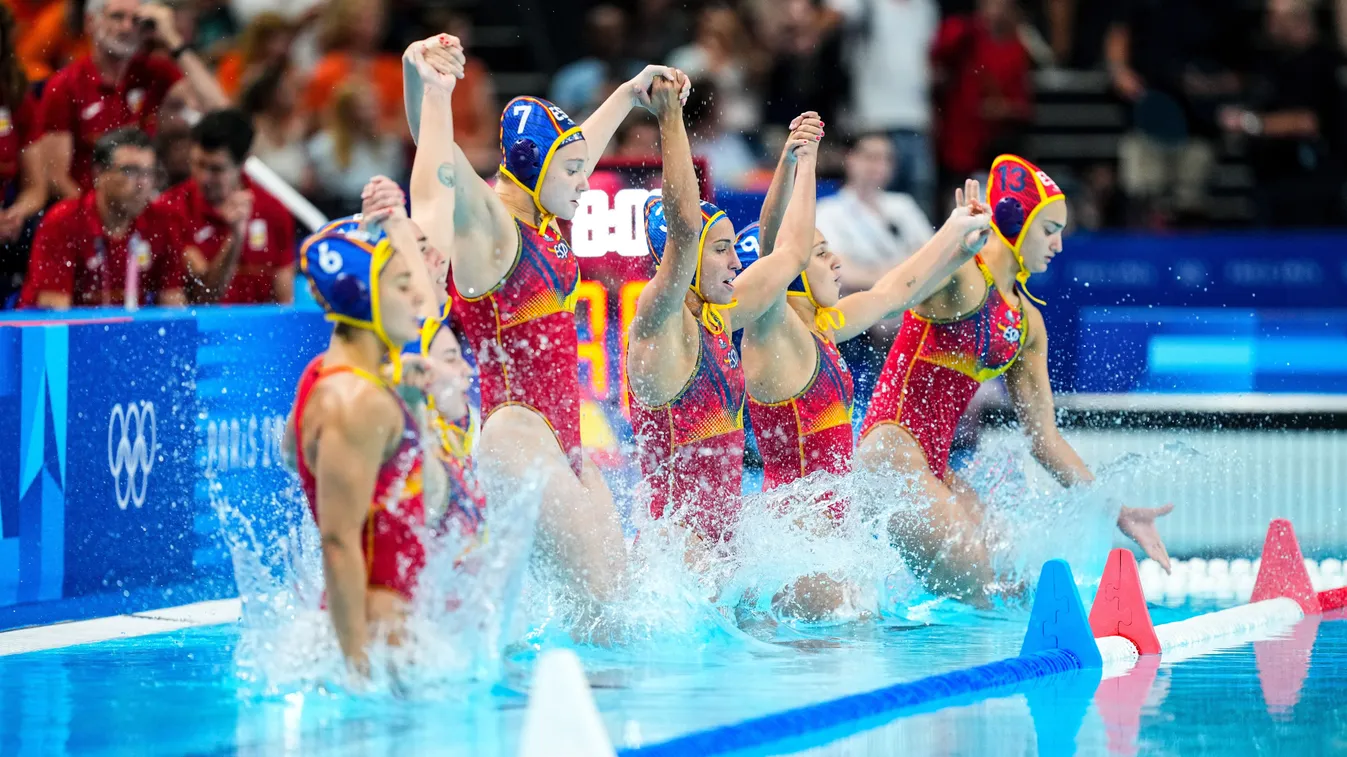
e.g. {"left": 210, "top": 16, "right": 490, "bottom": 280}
{"left": 1089, "top": 549, "right": 1161, "bottom": 655}
{"left": 1251, "top": 519, "right": 1322, "bottom": 614}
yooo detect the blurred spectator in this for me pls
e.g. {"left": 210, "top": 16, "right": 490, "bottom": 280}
{"left": 816, "top": 133, "right": 932, "bottom": 296}
{"left": 1220, "top": 0, "right": 1345, "bottom": 227}
{"left": 931, "top": 0, "right": 1032, "bottom": 201}
{"left": 827, "top": 0, "right": 939, "bottom": 217}
{"left": 682, "top": 78, "right": 757, "bottom": 190}
{"left": 303, "top": 0, "right": 405, "bottom": 138}
{"left": 20, "top": 127, "right": 187, "bottom": 308}
{"left": 753, "top": 0, "right": 846, "bottom": 129}
{"left": 214, "top": 11, "right": 293, "bottom": 99}
{"left": 443, "top": 12, "right": 498, "bottom": 175}
{"left": 191, "top": 0, "right": 238, "bottom": 59}
{"left": 307, "top": 83, "right": 405, "bottom": 217}
{"left": 628, "top": 0, "right": 692, "bottom": 63}
{"left": 549, "top": 5, "right": 645, "bottom": 119}
{"left": 1043, "top": 0, "right": 1118, "bottom": 69}
{"left": 153, "top": 122, "right": 191, "bottom": 187}
{"left": 16, "top": 0, "right": 89, "bottom": 81}
{"left": 669, "top": 4, "right": 763, "bottom": 135}
{"left": 1105, "top": 0, "right": 1245, "bottom": 226}
{"left": 155, "top": 109, "right": 295, "bottom": 304}
{"left": 38, "top": 0, "right": 230, "bottom": 201}
{"left": 239, "top": 61, "right": 312, "bottom": 194}
{"left": 0, "top": 3, "right": 48, "bottom": 306}
{"left": 612, "top": 112, "right": 660, "bottom": 161}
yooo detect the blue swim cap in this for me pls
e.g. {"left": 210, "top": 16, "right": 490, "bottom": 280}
{"left": 300, "top": 216, "right": 409, "bottom": 378}
{"left": 644, "top": 195, "right": 735, "bottom": 334}
{"left": 733, "top": 222, "right": 845, "bottom": 333}
{"left": 403, "top": 300, "right": 453, "bottom": 358}
{"left": 499, "top": 96, "right": 585, "bottom": 227}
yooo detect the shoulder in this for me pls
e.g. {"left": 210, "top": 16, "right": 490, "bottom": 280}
{"left": 248, "top": 183, "right": 289, "bottom": 218}
{"left": 1019, "top": 296, "right": 1047, "bottom": 346}
{"left": 311, "top": 374, "right": 402, "bottom": 443}
{"left": 154, "top": 181, "right": 191, "bottom": 211}
{"left": 40, "top": 197, "right": 83, "bottom": 227}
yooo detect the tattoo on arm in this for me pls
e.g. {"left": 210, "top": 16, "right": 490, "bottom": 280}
{"left": 906, "top": 277, "right": 917, "bottom": 288}
{"left": 436, "top": 162, "right": 456, "bottom": 189}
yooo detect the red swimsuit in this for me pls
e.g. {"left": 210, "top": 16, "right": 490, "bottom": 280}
{"left": 748, "top": 333, "right": 855, "bottom": 492}
{"left": 293, "top": 356, "right": 428, "bottom": 600}
{"left": 628, "top": 321, "right": 746, "bottom": 542}
{"left": 451, "top": 218, "right": 583, "bottom": 475}
{"left": 861, "top": 259, "right": 1026, "bottom": 479}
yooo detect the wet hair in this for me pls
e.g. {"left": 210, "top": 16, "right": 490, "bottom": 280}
{"left": 191, "top": 109, "right": 256, "bottom": 165}
{"left": 93, "top": 127, "right": 154, "bottom": 171}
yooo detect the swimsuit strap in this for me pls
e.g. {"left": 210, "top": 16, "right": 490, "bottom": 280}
{"left": 317, "top": 363, "right": 389, "bottom": 390}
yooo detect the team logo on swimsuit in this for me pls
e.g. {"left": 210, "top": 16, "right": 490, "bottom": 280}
{"left": 724, "top": 343, "right": 741, "bottom": 370}
{"left": 1000, "top": 307, "right": 1023, "bottom": 343}
{"left": 553, "top": 240, "right": 571, "bottom": 259}
{"left": 838, "top": 356, "right": 849, "bottom": 373}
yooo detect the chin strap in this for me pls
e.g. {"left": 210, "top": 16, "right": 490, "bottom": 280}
{"left": 700, "top": 299, "right": 736, "bottom": 335}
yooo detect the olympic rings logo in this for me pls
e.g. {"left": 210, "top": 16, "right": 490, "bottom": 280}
{"left": 108, "top": 401, "right": 156, "bottom": 510}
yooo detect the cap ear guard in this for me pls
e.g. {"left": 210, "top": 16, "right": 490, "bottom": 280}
{"left": 993, "top": 196, "right": 1026, "bottom": 242}
{"left": 506, "top": 139, "right": 543, "bottom": 188}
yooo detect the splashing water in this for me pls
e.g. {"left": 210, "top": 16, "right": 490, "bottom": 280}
{"left": 209, "top": 453, "right": 546, "bottom": 700}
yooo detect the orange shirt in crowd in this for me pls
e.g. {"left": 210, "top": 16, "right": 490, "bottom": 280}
{"left": 303, "top": 52, "right": 403, "bottom": 134}
{"left": 214, "top": 50, "right": 244, "bottom": 99}
{"left": 15, "top": 1, "right": 89, "bottom": 82}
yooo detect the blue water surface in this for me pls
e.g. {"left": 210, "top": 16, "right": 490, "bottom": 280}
{"left": 1, "top": 603, "right": 1343, "bottom": 757}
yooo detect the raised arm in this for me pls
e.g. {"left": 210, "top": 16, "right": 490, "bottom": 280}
{"left": 403, "top": 36, "right": 517, "bottom": 286}
{"left": 579, "top": 66, "right": 690, "bottom": 174}
{"left": 365, "top": 182, "right": 439, "bottom": 323}
{"left": 755, "top": 112, "right": 817, "bottom": 256}
{"left": 630, "top": 78, "right": 700, "bottom": 342}
{"left": 731, "top": 126, "right": 821, "bottom": 327}
{"left": 833, "top": 179, "right": 991, "bottom": 342}
{"left": 405, "top": 37, "right": 461, "bottom": 265}
{"left": 1005, "top": 304, "right": 1174, "bottom": 570}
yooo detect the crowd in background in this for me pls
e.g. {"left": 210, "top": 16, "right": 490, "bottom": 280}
{"left": 1, "top": 0, "right": 1345, "bottom": 310}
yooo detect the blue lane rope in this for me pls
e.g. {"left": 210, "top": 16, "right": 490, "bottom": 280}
{"left": 617, "top": 560, "right": 1101, "bottom": 757}
{"left": 617, "top": 649, "right": 1084, "bottom": 757}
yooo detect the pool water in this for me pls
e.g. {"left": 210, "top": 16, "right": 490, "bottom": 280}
{"left": 2, "top": 603, "right": 1343, "bottom": 756}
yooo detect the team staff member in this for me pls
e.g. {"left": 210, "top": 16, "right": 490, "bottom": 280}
{"left": 39, "top": 0, "right": 229, "bottom": 200}
{"left": 20, "top": 127, "right": 186, "bottom": 308}
{"left": 154, "top": 108, "right": 296, "bottom": 304}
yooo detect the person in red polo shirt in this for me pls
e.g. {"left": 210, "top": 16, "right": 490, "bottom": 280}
{"left": 154, "top": 108, "right": 295, "bottom": 304}
{"left": 38, "top": 0, "right": 229, "bottom": 201}
{"left": 21, "top": 127, "right": 187, "bottom": 309}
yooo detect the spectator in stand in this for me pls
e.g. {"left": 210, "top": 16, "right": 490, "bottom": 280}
{"left": 213, "top": 11, "right": 293, "bottom": 100}
{"left": 669, "top": 4, "right": 764, "bottom": 136}
{"left": 0, "top": 4, "right": 49, "bottom": 306}
{"left": 628, "top": 0, "right": 692, "bottom": 63}
{"left": 612, "top": 113, "right": 660, "bottom": 161}
{"left": 682, "top": 77, "right": 757, "bottom": 190}
{"left": 816, "top": 133, "right": 933, "bottom": 297}
{"left": 1105, "top": 0, "right": 1246, "bottom": 226}
{"left": 306, "top": 83, "right": 405, "bottom": 218}
{"left": 155, "top": 109, "right": 294, "bottom": 304}
{"left": 827, "top": 0, "right": 939, "bottom": 217}
{"left": 21, "top": 127, "right": 186, "bottom": 308}
{"left": 1220, "top": 0, "right": 1345, "bottom": 227}
{"left": 38, "top": 0, "right": 230, "bottom": 202}
{"left": 153, "top": 123, "right": 191, "bottom": 188}
{"left": 442, "top": 12, "right": 498, "bottom": 175}
{"left": 303, "top": 0, "right": 405, "bottom": 138}
{"left": 17, "top": 0, "right": 90, "bottom": 82}
{"left": 549, "top": 5, "right": 646, "bottom": 120}
{"left": 239, "top": 61, "right": 312, "bottom": 195}
{"left": 753, "top": 0, "right": 846, "bottom": 129}
{"left": 931, "top": 0, "right": 1033, "bottom": 207}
